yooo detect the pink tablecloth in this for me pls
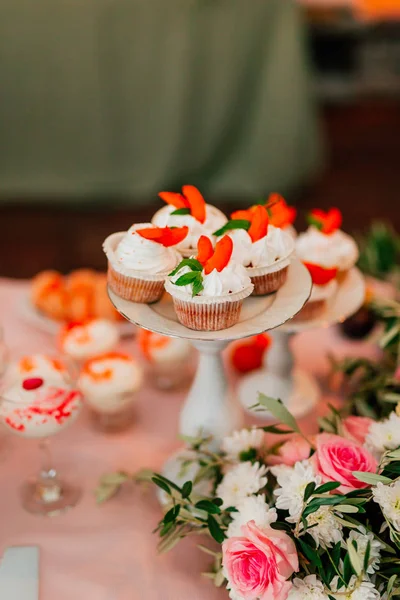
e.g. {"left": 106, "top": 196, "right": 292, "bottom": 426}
{"left": 0, "top": 279, "right": 379, "bottom": 600}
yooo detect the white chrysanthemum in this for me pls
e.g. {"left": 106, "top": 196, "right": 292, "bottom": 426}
{"left": 226, "top": 494, "right": 277, "bottom": 538}
{"left": 216, "top": 461, "right": 268, "bottom": 509}
{"left": 301, "top": 506, "right": 343, "bottom": 548}
{"left": 271, "top": 460, "right": 321, "bottom": 522}
{"left": 347, "top": 528, "right": 382, "bottom": 575}
{"left": 288, "top": 575, "right": 329, "bottom": 600}
{"left": 373, "top": 480, "right": 400, "bottom": 532}
{"left": 222, "top": 427, "right": 264, "bottom": 460}
{"left": 330, "top": 576, "right": 380, "bottom": 600}
{"left": 366, "top": 411, "right": 400, "bottom": 456}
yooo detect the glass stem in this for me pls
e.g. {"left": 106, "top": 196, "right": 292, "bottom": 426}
{"left": 37, "top": 439, "right": 61, "bottom": 503}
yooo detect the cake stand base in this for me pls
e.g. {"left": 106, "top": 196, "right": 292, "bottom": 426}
{"left": 238, "top": 367, "right": 320, "bottom": 420}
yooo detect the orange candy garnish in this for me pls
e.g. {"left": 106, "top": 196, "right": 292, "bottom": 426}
{"left": 231, "top": 209, "right": 254, "bottom": 221}
{"left": 231, "top": 334, "right": 272, "bottom": 374}
{"left": 82, "top": 352, "right": 133, "bottom": 381}
{"left": 158, "top": 192, "right": 188, "bottom": 209}
{"left": 309, "top": 208, "right": 342, "bottom": 235}
{"left": 248, "top": 205, "right": 269, "bottom": 243}
{"left": 267, "top": 193, "right": 297, "bottom": 228}
{"left": 158, "top": 185, "right": 206, "bottom": 224}
{"left": 137, "top": 226, "right": 189, "bottom": 247}
{"left": 204, "top": 235, "right": 233, "bottom": 275}
{"left": 304, "top": 262, "right": 338, "bottom": 285}
{"left": 196, "top": 236, "right": 214, "bottom": 266}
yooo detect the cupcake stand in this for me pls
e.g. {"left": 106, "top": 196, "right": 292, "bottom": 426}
{"left": 109, "top": 258, "right": 312, "bottom": 482}
{"left": 238, "top": 267, "right": 365, "bottom": 419}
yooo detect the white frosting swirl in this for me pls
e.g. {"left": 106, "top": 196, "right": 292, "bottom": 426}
{"left": 152, "top": 205, "right": 227, "bottom": 250}
{"left": 78, "top": 355, "right": 143, "bottom": 414}
{"left": 296, "top": 226, "right": 359, "bottom": 271}
{"left": 4, "top": 354, "right": 68, "bottom": 386}
{"left": 61, "top": 319, "right": 119, "bottom": 361}
{"left": 114, "top": 223, "right": 179, "bottom": 274}
{"left": 170, "top": 261, "right": 251, "bottom": 297}
{"left": 224, "top": 225, "right": 294, "bottom": 268}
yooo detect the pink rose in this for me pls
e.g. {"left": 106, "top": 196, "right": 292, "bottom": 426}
{"left": 222, "top": 520, "right": 298, "bottom": 600}
{"left": 267, "top": 435, "right": 312, "bottom": 467}
{"left": 312, "top": 433, "right": 378, "bottom": 494}
{"left": 342, "top": 416, "right": 374, "bottom": 445}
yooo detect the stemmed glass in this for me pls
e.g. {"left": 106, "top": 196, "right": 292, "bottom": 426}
{"left": 0, "top": 372, "right": 83, "bottom": 516}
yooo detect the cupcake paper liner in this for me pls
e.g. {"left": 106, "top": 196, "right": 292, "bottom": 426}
{"left": 165, "top": 281, "right": 254, "bottom": 331}
{"left": 293, "top": 299, "right": 326, "bottom": 322}
{"left": 250, "top": 266, "right": 289, "bottom": 296}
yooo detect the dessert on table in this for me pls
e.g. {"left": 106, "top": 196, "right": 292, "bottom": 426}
{"left": 296, "top": 208, "right": 359, "bottom": 281}
{"left": 31, "top": 268, "right": 122, "bottom": 322}
{"left": 138, "top": 329, "right": 194, "bottom": 390}
{"left": 165, "top": 235, "right": 253, "bottom": 331}
{"left": 59, "top": 318, "right": 119, "bottom": 363}
{"left": 103, "top": 223, "right": 187, "bottom": 303}
{"left": 295, "top": 262, "right": 338, "bottom": 321}
{"left": 4, "top": 353, "right": 69, "bottom": 386}
{"left": 215, "top": 204, "right": 295, "bottom": 295}
{"left": 151, "top": 185, "right": 227, "bottom": 256}
{"left": 78, "top": 352, "right": 143, "bottom": 431}
{"left": 231, "top": 193, "right": 297, "bottom": 238}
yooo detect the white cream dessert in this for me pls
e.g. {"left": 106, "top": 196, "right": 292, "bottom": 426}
{"left": 78, "top": 352, "right": 143, "bottom": 414}
{"left": 4, "top": 354, "right": 69, "bottom": 386}
{"left": 296, "top": 208, "right": 359, "bottom": 273}
{"left": 0, "top": 377, "right": 82, "bottom": 438}
{"left": 60, "top": 319, "right": 119, "bottom": 361}
{"left": 225, "top": 225, "right": 294, "bottom": 271}
{"left": 104, "top": 223, "right": 186, "bottom": 303}
{"left": 152, "top": 185, "right": 227, "bottom": 255}
{"left": 138, "top": 330, "right": 191, "bottom": 365}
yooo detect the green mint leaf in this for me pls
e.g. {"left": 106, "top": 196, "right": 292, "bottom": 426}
{"left": 169, "top": 258, "right": 203, "bottom": 277}
{"left": 171, "top": 208, "right": 191, "bottom": 216}
{"left": 307, "top": 215, "right": 324, "bottom": 231}
{"left": 174, "top": 272, "right": 199, "bottom": 286}
{"left": 213, "top": 219, "right": 251, "bottom": 237}
{"left": 192, "top": 275, "right": 204, "bottom": 297}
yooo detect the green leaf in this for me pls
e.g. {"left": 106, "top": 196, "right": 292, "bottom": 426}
{"left": 213, "top": 219, "right": 251, "bottom": 237}
{"left": 151, "top": 473, "right": 182, "bottom": 493}
{"left": 346, "top": 540, "right": 362, "bottom": 576}
{"left": 380, "top": 324, "right": 400, "bottom": 348}
{"left": 307, "top": 215, "right": 324, "bottom": 230}
{"left": 261, "top": 425, "right": 293, "bottom": 434}
{"left": 387, "top": 574, "right": 397, "bottom": 599}
{"left": 335, "top": 504, "right": 360, "bottom": 514}
{"left": 164, "top": 504, "right": 180, "bottom": 524}
{"left": 171, "top": 208, "right": 191, "bottom": 216}
{"left": 192, "top": 276, "right": 204, "bottom": 297}
{"left": 207, "top": 515, "right": 225, "bottom": 543}
{"left": 297, "top": 538, "right": 322, "bottom": 568}
{"left": 152, "top": 476, "right": 171, "bottom": 495}
{"left": 169, "top": 258, "right": 203, "bottom": 277}
{"left": 304, "top": 482, "right": 316, "bottom": 502}
{"left": 387, "top": 448, "right": 400, "bottom": 460}
{"left": 181, "top": 481, "right": 193, "bottom": 499}
{"left": 175, "top": 271, "right": 199, "bottom": 286}
{"left": 363, "top": 540, "right": 371, "bottom": 573}
{"left": 352, "top": 471, "right": 392, "bottom": 485}
{"left": 257, "top": 394, "right": 300, "bottom": 434}
{"left": 195, "top": 499, "right": 221, "bottom": 514}
{"left": 314, "top": 482, "right": 341, "bottom": 494}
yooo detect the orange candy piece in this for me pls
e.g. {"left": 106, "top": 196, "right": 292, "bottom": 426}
{"left": 310, "top": 208, "right": 342, "bottom": 235}
{"left": 138, "top": 329, "right": 169, "bottom": 362}
{"left": 267, "top": 193, "right": 297, "bottom": 228}
{"left": 248, "top": 205, "right": 269, "bottom": 243}
{"left": 182, "top": 185, "right": 206, "bottom": 224}
{"left": 158, "top": 192, "right": 188, "bottom": 209}
{"left": 137, "top": 226, "right": 188, "bottom": 247}
{"left": 196, "top": 236, "right": 214, "bottom": 266}
{"left": 231, "top": 209, "right": 253, "bottom": 221}
{"left": 204, "top": 235, "right": 233, "bottom": 275}
{"left": 304, "top": 262, "right": 338, "bottom": 285}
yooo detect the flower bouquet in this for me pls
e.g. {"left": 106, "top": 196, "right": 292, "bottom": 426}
{"left": 97, "top": 393, "right": 400, "bottom": 600}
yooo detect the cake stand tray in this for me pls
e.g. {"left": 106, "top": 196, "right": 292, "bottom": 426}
{"left": 238, "top": 268, "right": 366, "bottom": 419}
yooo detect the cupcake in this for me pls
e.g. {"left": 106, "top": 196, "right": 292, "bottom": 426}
{"left": 78, "top": 352, "right": 142, "bottom": 429}
{"left": 31, "top": 270, "right": 68, "bottom": 321}
{"left": 165, "top": 235, "right": 253, "bottom": 331}
{"left": 60, "top": 319, "right": 119, "bottom": 362}
{"left": 152, "top": 185, "right": 227, "bottom": 257}
{"left": 295, "top": 262, "right": 338, "bottom": 321}
{"left": 296, "top": 208, "right": 359, "bottom": 280}
{"left": 138, "top": 329, "right": 194, "bottom": 390}
{"left": 4, "top": 354, "right": 69, "bottom": 386}
{"left": 216, "top": 205, "right": 295, "bottom": 296}
{"left": 65, "top": 269, "right": 97, "bottom": 322}
{"left": 232, "top": 193, "right": 297, "bottom": 238}
{"left": 104, "top": 223, "right": 186, "bottom": 303}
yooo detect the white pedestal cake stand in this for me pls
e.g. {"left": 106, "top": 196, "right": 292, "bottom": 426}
{"left": 109, "top": 259, "right": 311, "bottom": 445}
{"left": 238, "top": 268, "right": 365, "bottom": 420}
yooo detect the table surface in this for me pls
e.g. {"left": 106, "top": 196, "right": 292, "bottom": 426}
{"left": 0, "top": 278, "right": 380, "bottom": 600}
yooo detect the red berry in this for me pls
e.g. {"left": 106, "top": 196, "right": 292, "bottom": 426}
{"left": 22, "top": 377, "right": 44, "bottom": 391}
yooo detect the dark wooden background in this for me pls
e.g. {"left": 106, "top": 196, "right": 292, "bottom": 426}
{"left": 1, "top": 99, "right": 399, "bottom": 279}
